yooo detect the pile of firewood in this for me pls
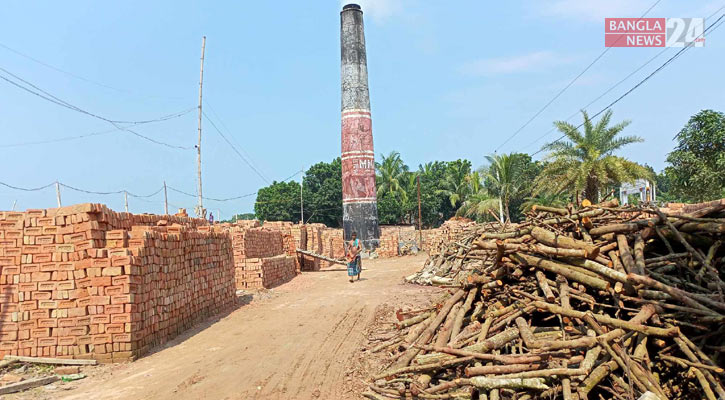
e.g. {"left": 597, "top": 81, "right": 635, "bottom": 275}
{"left": 366, "top": 200, "right": 725, "bottom": 399}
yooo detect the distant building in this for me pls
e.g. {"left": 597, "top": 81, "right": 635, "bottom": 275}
{"left": 620, "top": 179, "right": 656, "bottom": 205}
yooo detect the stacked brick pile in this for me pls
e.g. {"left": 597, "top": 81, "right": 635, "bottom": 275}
{"left": 243, "top": 228, "right": 283, "bottom": 258}
{"left": 421, "top": 219, "right": 477, "bottom": 256}
{"left": 217, "top": 225, "right": 298, "bottom": 290}
{"left": 0, "top": 203, "right": 235, "bottom": 363}
{"left": 302, "top": 224, "right": 326, "bottom": 271}
{"left": 261, "top": 221, "right": 307, "bottom": 272}
{"left": 243, "top": 255, "right": 296, "bottom": 289}
{"left": 378, "top": 227, "right": 401, "bottom": 257}
{"left": 318, "top": 228, "right": 344, "bottom": 268}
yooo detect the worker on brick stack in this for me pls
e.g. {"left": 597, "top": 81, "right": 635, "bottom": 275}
{"left": 345, "top": 231, "right": 362, "bottom": 283}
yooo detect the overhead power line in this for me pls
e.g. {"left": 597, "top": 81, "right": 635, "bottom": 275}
{"left": 59, "top": 183, "right": 164, "bottom": 198}
{"left": 530, "top": 12, "right": 725, "bottom": 158}
{"left": 0, "top": 41, "right": 183, "bottom": 100}
{"left": 493, "top": 0, "right": 662, "bottom": 152}
{"left": 203, "top": 100, "right": 270, "bottom": 181}
{"left": 202, "top": 111, "right": 271, "bottom": 184}
{"left": 0, "top": 66, "right": 194, "bottom": 150}
{"left": 0, "top": 181, "right": 56, "bottom": 192}
{"left": 167, "top": 170, "right": 302, "bottom": 202}
{"left": 522, "top": 47, "right": 670, "bottom": 152}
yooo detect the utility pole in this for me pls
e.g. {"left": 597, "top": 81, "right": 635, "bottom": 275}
{"left": 300, "top": 168, "right": 304, "bottom": 224}
{"left": 417, "top": 174, "right": 422, "bottom": 247}
{"left": 195, "top": 36, "right": 206, "bottom": 218}
{"left": 163, "top": 181, "right": 169, "bottom": 215}
{"left": 124, "top": 191, "right": 129, "bottom": 213}
{"left": 55, "top": 181, "right": 62, "bottom": 207}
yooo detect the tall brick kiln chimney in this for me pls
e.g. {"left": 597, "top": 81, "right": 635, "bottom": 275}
{"left": 340, "top": 3, "right": 380, "bottom": 250}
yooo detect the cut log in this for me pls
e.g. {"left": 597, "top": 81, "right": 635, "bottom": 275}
{"left": 0, "top": 376, "right": 59, "bottom": 395}
{"left": 2, "top": 355, "right": 97, "bottom": 366}
{"left": 531, "top": 227, "right": 600, "bottom": 259}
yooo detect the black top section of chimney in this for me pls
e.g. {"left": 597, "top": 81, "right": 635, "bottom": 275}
{"left": 343, "top": 4, "right": 361, "bottom": 11}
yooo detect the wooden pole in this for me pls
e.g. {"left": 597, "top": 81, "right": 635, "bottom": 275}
{"left": 417, "top": 174, "right": 422, "bottom": 246}
{"left": 163, "top": 181, "right": 169, "bottom": 215}
{"left": 300, "top": 167, "right": 304, "bottom": 224}
{"left": 55, "top": 181, "right": 61, "bottom": 207}
{"left": 196, "top": 36, "right": 206, "bottom": 218}
{"left": 124, "top": 191, "right": 128, "bottom": 213}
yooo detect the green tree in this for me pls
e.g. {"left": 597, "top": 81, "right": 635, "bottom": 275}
{"left": 254, "top": 180, "right": 300, "bottom": 222}
{"left": 418, "top": 161, "right": 454, "bottom": 227}
{"left": 482, "top": 153, "right": 532, "bottom": 222}
{"left": 457, "top": 171, "right": 499, "bottom": 221}
{"left": 302, "top": 158, "right": 343, "bottom": 227}
{"left": 376, "top": 151, "right": 409, "bottom": 201}
{"left": 520, "top": 191, "right": 569, "bottom": 213}
{"left": 377, "top": 192, "right": 405, "bottom": 225}
{"left": 535, "top": 110, "right": 651, "bottom": 203}
{"left": 436, "top": 159, "right": 473, "bottom": 208}
{"left": 664, "top": 109, "right": 725, "bottom": 202}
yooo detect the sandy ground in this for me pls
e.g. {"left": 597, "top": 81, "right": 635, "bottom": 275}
{"left": 7, "top": 254, "right": 437, "bottom": 400}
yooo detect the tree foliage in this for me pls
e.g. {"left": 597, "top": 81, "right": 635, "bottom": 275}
{"left": 535, "top": 110, "right": 651, "bottom": 203}
{"left": 302, "top": 158, "right": 343, "bottom": 227}
{"left": 245, "top": 110, "right": 725, "bottom": 228}
{"left": 376, "top": 151, "right": 409, "bottom": 201}
{"left": 254, "top": 180, "right": 300, "bottom": 222}
{"left": 664, "top": 109, "right": 725, "bottom": 202}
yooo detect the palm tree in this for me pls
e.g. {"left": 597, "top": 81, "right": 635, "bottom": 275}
{"left": 436, "top": 161, "right": 471, "bottom": 208}
{"left": 483, "top": 153, "right": 529, "bottom": 222}
{"left": 520, "top": 191, "right": 569, "bottom": 213}
{"left": 535, "top": 110, "right": 652, "bottom": 203}
{"left": 376, "top": 151, "right": 409, "bottom": 201}
{"left": 457, "top": 171, "right": 500, "bottom": 221}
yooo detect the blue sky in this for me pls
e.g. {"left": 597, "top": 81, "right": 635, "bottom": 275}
{"left": 1, "top": 0, "right": 723, "bottom": 217}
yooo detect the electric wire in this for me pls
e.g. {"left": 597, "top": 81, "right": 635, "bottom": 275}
{"left": 529, "top": 12, "right": 725, "bottom": 158}
{"left": 0, "top": 41, "right": 183, "bottom": 100}
{"left": 202, "top": 111, "right": 271, "bottom": 184}
{"left": 0, "top": 67, "right": 194, "bottom": 149}
{"left": 493, "top": 0, "right": 662, "bottom": 152}
{"left": 203, "top": 100, "right": 271, "bottom": 182}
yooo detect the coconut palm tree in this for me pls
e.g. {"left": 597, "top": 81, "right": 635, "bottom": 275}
{"left": 436, "top": 160, "right": 472, "bottom": 208}
{"left": 519, "top": 191, "right": 569, "bottom": 213}
{"left": 456, "top": 171, "right": 500, "bottom": 221}
{"left": 535, "top": 110, "right": 652, "bottom": 203}
{"left": 483, "top": 153, "right": 529, "bottom": 223}
{"left": 376, "top": 151, "right": 409, "bottom": 201}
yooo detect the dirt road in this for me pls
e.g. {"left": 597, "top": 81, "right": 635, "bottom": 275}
{"left": 18, "top": 255, "right": 433, "bottom": 400}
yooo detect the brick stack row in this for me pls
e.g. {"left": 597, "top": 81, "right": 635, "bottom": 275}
{"left": 316, "top": 228, "right": 343, "bottom": 268}
{"left": 259, "top": 221, "right": 307, "bottom": 272}
{"left": 242, "top": 255, "right": 296, "bottom": 289}
{"left": 302, "top": 224, "right": 326, "bottom": 271}
{"left": 421, "top": 219, "right": 477, "bottom": 255}
{"left": 0, "top": 203, "right": 235, "bottom": 363}
{"left": 377, "top": 227, "right": 400, "bottom": 257}
{"left": 213, "top": 224, "right": 300, "bottom": 290}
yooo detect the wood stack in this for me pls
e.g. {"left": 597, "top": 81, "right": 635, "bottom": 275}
{"left": 367, "top": 199, "right": 725, "bottom": 399}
